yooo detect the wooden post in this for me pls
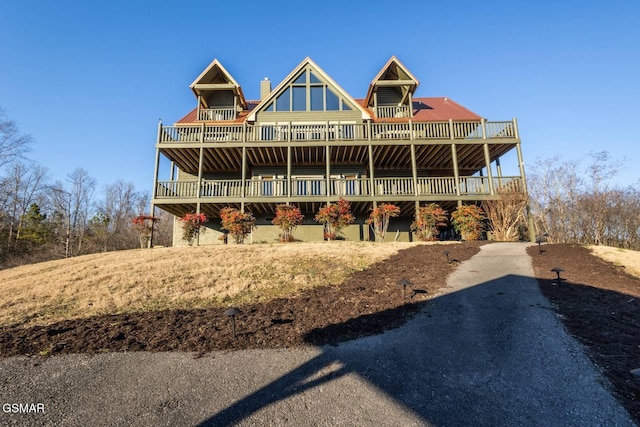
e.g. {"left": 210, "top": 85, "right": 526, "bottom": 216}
{"left": 287, "top": 145, "right": 292, "bottom": 198}
{"left": 326, "top": 145, "right": 331, "bottom": 199}
{"left": 368, "top": 144, "right": 375, "bottom": 199}
{"left": 516, "top": 141, "right": 527, "bottom": 194}
{"left": 241, "top": 145, "right": 247, "bottom": 211}
{"left": 483, "top": 143, "right": 494, "bottom": 195}
{"left": 197, "top": 145, "right": 204, "bottom": 200}
{"left": 148, "top": 203, "right": 155, "bottom": 248}
{"left": 410, "top": 144, "right": 418, "bottom": 197}
{"left": 451, "top": 143, "right": 461, "bottom": 197}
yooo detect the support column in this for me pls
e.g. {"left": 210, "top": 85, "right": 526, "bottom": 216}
{"left": 410, "top": 144, "right": 418, "bottom": 197}
{"left": 516, "top": 141, "right": 527, "bottom": 194}
{"left": 148, "top": 203, "right": 155, "bottom": 248}
{"left": 197, "top": 145, "right": 204, "bottom": 200}
{"left": 149, "top": 122, "right": 162, "bottom": 249}
{"left": 516, "top": 140, "right": 536, "bottom": 243}
{"left": 451, "top": 143, "right": 461, "bottom": 197}
{"left": 241, "top": 146, "right": 247, "bottom": 212}
{"left": 152, "top": 147, "right": 161, "bottom": 200}
{"left": 368, "top": 144, "right": 376, "bottom": 209}
{"left": 325, "top": 145, "right": 331, "bottom": 200}
{"left": 287, "top": 145, "right": 292, "bottom": 199}
{"left": 483, "top": 143, "right": 494, "bottom": 196}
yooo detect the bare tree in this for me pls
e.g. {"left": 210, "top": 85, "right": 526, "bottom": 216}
{"left": 3, "top": 162, "right": 48, "bottom": 245}
{"left": 97, "top": 180, "right": 147, "bottom": 250}
{"left": 0, "top": 108, "right": 32, "bottom": 170}
{"left": 49, "top": 168, "right": 96, "bottom": 258}
{"left": 528, "top": 155, "right": 583, "bottom": 243}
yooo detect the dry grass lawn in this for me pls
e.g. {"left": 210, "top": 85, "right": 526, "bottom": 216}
{"left": 589, "top": 245, "right": 640, "bottom": 279}
{"left": 0, "top": 242, "right": 425, "bottom": 327}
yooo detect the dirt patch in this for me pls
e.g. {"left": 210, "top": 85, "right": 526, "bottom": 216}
{"left": 528, "top": 243, "right": 640, "bottom": 423}
{"left": 0, "top": 242, "right": 483, "bottom": 356}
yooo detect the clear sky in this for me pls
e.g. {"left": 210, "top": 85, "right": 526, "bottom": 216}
{"left": 1, "top": 0, "right": 639, "bottom": 192}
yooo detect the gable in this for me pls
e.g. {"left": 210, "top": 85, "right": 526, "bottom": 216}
{"left": 247, "top": 58, "right": 371, "bottom": 121}
{"left": 365, "top": 56, "right": 419, "bottom": 108}
{"left": 190, "top": 59, "right": 247, "bottom": 109}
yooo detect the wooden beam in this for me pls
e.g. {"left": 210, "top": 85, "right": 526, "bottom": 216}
{"left": 192, "top": 83, "right": 237, "bottom": 90}
{"left": 373, "top": 80, "right": 416, "bottom": 87}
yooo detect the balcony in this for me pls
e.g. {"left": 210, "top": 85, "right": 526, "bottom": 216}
{"left": 158, "top": 120, "right": 518, "bottom": 144}
{"left": 197, "top": 108, "right": 236, "bottom": 121}
{"left": 154, "top": 176, "right": 523, "bottom": 200}
{"left": 375, "top": 105, "right": 412, "bottom": 119}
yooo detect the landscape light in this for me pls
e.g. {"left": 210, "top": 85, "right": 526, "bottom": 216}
{"left": 398, "top": 278, "right": 412, "bottom": 299}
{"left": 224, "top": 307, "right": 242, "bottom": 339}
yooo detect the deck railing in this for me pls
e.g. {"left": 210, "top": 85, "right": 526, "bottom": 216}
{"left": 198, "top": 108, "right": 236, "bottom": 121}
{"left": 154, "top": 177, "right": 523, "bottom": 199}
{"left": 375, "top": 106, "right": 411, "bottom": 119}
{"left": 158, "top": 119, "right": 518, "bottom": 144}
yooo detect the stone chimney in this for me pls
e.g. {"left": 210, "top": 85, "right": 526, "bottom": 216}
{"left": 260, "top": 77, "right": 271, "bottom": 100}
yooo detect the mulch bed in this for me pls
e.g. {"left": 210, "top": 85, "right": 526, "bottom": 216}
{"left": 527, "top": 243, "right": 640, "bottom": 423}
{"left": 0, "top": 242, "right": 483, "bottom": 357}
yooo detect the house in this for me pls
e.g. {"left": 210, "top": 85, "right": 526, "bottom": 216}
{"left": 150, "top": 56, "right": 528, "bottom": 245}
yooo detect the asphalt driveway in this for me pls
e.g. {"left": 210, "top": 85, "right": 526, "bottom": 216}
{"left": 0, "top": 243, "right": 634, "bottom": 426}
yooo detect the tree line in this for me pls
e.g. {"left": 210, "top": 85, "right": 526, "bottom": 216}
{"left": 528, "top": 151, "right": 640, "bottom": 249}
{"left": 0, "top": 108, "right": 172, "bottom": 268}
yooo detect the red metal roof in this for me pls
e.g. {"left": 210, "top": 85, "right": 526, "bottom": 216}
{"left": 175, "top": 97, "right": 480, "bottom": 125}
{"left": 356, "top": 97, "right": 482, "bottom": 122}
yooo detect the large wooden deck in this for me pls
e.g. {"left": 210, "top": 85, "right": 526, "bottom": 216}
{"left": 158, "top": 119, "right": 518, "bottom": 144}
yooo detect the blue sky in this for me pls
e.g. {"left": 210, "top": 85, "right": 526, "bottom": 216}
{"left": 1, "top": 0, "right": 639, "bottom": 192}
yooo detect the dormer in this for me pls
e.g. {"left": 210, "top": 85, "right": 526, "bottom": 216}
{"left": 364, "top": 56, "right": 419, "bottom": 119}
{"left": 190, "top": 59, "right": 247, "bottom": 121}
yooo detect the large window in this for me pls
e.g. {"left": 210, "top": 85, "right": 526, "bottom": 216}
{"left": 265, "top": 69, "right": 353, "bottom": 112}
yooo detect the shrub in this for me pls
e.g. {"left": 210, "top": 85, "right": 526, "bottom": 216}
{"left": 220, "top": 207, "right": 255, "bottom": 244}
{"left": 272, "top": 204, "right": 304, "bottom": 242}
{"left": 482, "top": 187, "right": 528, "bottom": 241}
{"left": 411, "top": 203, "right": 448, "bottom": 241}
{"left": 314, "top": 198, "right": 355, "bottom": 240}
{"left": 366, "top": 203, "right": 400, "bottom": 242}
{"left": 451, "top": 205, "right": 486, "bottom": 240}
{"left": 179, "top": 212, "right": 208, "bottom": 245}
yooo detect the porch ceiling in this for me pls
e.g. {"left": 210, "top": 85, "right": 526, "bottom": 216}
{"left": 159, "top": 142, "right": 517, "bottom": 175}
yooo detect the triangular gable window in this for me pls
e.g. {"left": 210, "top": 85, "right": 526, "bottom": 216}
{"left": 264, "top": 68, "right": 355, "bottom": 112}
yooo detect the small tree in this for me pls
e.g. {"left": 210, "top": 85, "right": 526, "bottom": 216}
{"left": 366, "top": 203, "right": 400, "bottom": 242}
{"left": 314, "top": 198, "right": 355, "bottom": 240}
{"left": 179, "top": 212, "right": 207, "bottom": 245}
{"left": 411, "top": 203, "right": 448, "bottom": 241}
{"left": 131, "top": 214, "right": 159, "bottom": 248}
{"left": 451, "top": 205, "right": 486, "bottom": 241}
{"left": 272, "top": 204, "right": 304, "bottom": 242}
{"left": 220, "top": 207, "right": 255, "bottom": 244}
